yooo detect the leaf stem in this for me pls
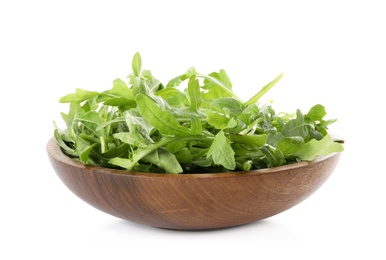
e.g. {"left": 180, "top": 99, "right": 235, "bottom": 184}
{"left": 100, "top": 136, "right": 107, "bottom": 153}
{"left": 245, "top": 73, "right": 284, "bottom": 106}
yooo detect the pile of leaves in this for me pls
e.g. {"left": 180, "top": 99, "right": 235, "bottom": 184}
{"left": 54, "top": 53, "right": 343, "bottom": 174}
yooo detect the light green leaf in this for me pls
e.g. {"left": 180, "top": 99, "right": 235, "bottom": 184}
{"left": 143, "top": 148, "right": 183, "bottom": 174}
{"left": 229, "top": 134, "right": 267, "bottom": 147}
{"left": 166, "top": 67, "right": 197, "bottom": 88}
{"left": 306, "top": 104, "right": 326, "bottom": 121}
{"left": 96, "top": 116, "right": 125, "bottom": 131}
{"left": 206, "top": 110, "right": 230, "bottom": 129}
{"left": 240, "top": 104, "right": 259, "bottom": 124}
{"left": 207, "top": 130, "right": 236, "bottom": 170}
{"left": 75, "top": 110, "right": 103, "bottom": 125}
{"left": 125, "top": 111, "right": 153, "bottom": 142}
{"left": 132, "top": 52, "right": 142, "bottom": 77}
{"left": 109, "top": 157, "right": 136, "bottom": 170}
{"left": 199, "top": 71, "right": 241, "bottom": 101}
{"left": 188, "top": 75, "right": 201, "bottom": 111}
{"left": 61, "top": 102, "right": 80, "bottom": 130}
{"left": 59, "top": 88, "right": 99, "bottom": 103}
{"left": 113, "top": 132, "right": 149, "bottom": 148}
{"left": 156, "top": 88, "right": 189, "bottom": 107}
{"left": 278, "top": 134, "right": 344, "bottom": 161}
{"left": 109, "top": 78, "right": 134, "bottom": 99}
{"left": 211, "top": 97, "right": 245, "bottom": 115}
{"left": 103, "top": 97, "right": 136, "bottom": 107}
{"left": 136, "top": 93, "right": 191, "bottom": 136}
{"left": 190, "top": 115, "right": 202, "bottom": 135}
{"left": 79, "top": 143, "right": 96, "bottom": 164}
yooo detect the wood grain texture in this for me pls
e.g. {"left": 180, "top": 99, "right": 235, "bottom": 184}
{"left": 47, "top": 137, "right": 341, "bottom": 230}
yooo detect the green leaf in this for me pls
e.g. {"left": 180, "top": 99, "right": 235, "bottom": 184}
{"left": 188, "top": 75, "right": 201, "bottom": 111}
{"left": 190, "top": 115, "right": 202, "bottom": 135}
{"left": 132, "top": 52, "right": 142, "bottom": 77}
{"left": 156, "top": 88, "right": 189, "bottom": 107}
{"left": 174, "top": 148, "right": 192, "bottom": 164}
{"left": 267, "top": 131, "right": 285, "bottom": 146}
{"left": 75, "top": 110, "right": 103, "bottom": 125}
{"left": 198, "top": 70, "right": 242, "bottom": 102}
{"left": 165, "top": 140, "right": 187, "bottom": 154}
{"left": 142, "top": 148, "right": 183, "bottom": 174}
{"left": 103, "top": 97, "right": 136, "bottom": 107}
{"left": 306, "top": 104, "right": 326, "bottom": 122}
{"left": 260, "top": 145, "right": 286, "bottom": 167}
{"left": 193, "top": 156, "right": 213, "bottom": 167}
{"left": 278, "top": 134, "right": 344, "bottom": 161}
{"left": 59, "top": 88, "right": 99, "bottom": 103}
{"left": 207, "top": 130, "right": 236, "bottom": 170}
{"left": 206, "top": 110, "right": 230, "bottom": 129}
{"left": 199, "top": 71, "right": 241, "bottom": 101}
{"left": 101, "top": 143, "right": 129, "bottom": 159}
{"left": 210, "top": 97, "right": 245, "bottom": 115}
{"left": 102, "top": 78, "right": 135, "bottom": 107}
{"left": 166, "top": 67, "right": 197, "bottom": 88}
{"left": 136, "top": 93, "right": 191, "bottom": 136}
{"left": 141, "top": 69, "right": 163, "bottom": 92}
{"left": 96, "top": 116, "right": 125, "bottom": 131}
{"left": 61, "top": 102, "right": 80, "bottom": 130}
{"left": 79, "top": 143, "right": 96, "bottom": 164}
{"left": 125, "top": 111, "right": 153, "bottom": 142}
{"left": 282, "top": 109, "right": 312, "bottom": 139}
{"left": 109, "top": 157, "right": 136, "bottom": 170}
{"left": 113, "top": 132, "right": 149, "bottom": 148}
{"left": 240, "top": 104, "right": 260, "bottom": 124}
{"left": 245, "top": 73, "right": 283, "bottom": 106}
{"left": 109, "top": 78, "right": 134, "bottom": 99}
{"left": 55, "top": 52, "right": 343, "bottom": 174}
{"left": 242, "top": 160, "right": 253, "bottom": 171}
{"left": 53, "top": 129, "right": 75, "bottom": 156}
{"left": 229, "top": 134, "right": 267, "bottom": 148}
{"left": 72, "top": 135, "right": 96, "bottom": 163}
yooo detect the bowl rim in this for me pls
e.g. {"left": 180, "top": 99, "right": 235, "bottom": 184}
{"left": 47, "top": 137, "right": 340, "bottom": 179}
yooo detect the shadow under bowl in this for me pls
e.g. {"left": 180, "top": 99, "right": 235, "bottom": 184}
{"left": 47, "top": 137, "right": 341, "bottom": 230}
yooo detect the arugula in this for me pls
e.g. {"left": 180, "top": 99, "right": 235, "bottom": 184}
{"left": 54, "top": 52, "right": 344, "bottom": 174}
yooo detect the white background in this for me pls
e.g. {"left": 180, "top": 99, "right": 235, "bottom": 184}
{"left": 1, "top": 0, "right": 385, "bottom": 259}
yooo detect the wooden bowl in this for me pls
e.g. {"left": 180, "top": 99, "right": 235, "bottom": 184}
{"left": 47, "top": 137, "right": 341, "bottom": 230}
